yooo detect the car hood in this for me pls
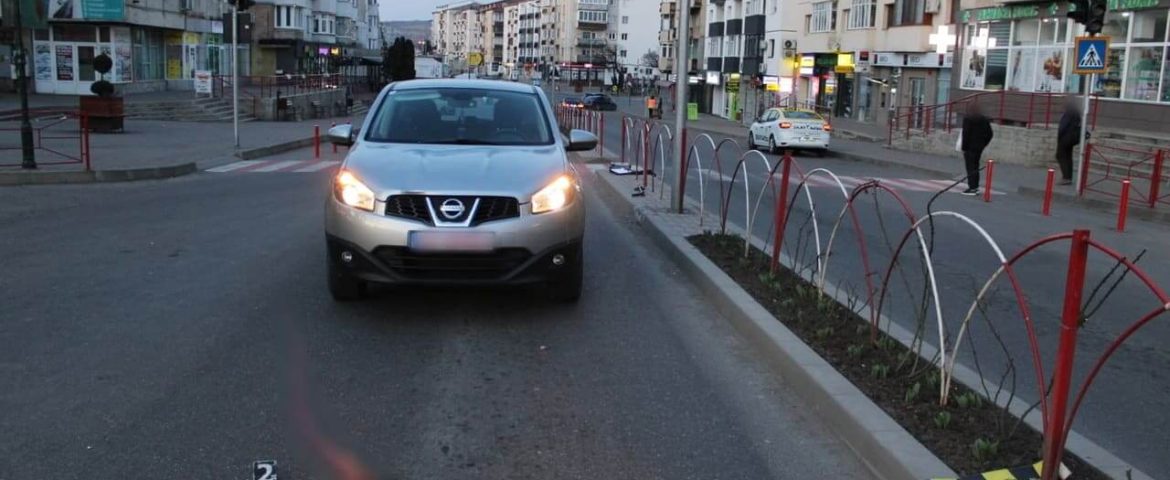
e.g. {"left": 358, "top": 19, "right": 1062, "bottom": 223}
{"left": 343, "top": 143, "right": 567, "bottom": 200}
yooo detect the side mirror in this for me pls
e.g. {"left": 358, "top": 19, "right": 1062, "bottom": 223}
{"left": 327, "top": 124, "right": 355, "bottom": 147}
{"left": 565, "top": 129, "right": 598, "bottom": 152}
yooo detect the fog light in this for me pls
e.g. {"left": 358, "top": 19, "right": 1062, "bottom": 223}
{"left": 552, "top": 254, "right": 566, "bottom": 266}
{"left": 341, "top": 251, "right": 353, "bottom": 263}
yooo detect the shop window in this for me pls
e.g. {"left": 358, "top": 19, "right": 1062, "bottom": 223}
{"left": 1125, "top": 46, "right": 1162, "bottom": 100}
{"left": 99, "top": 27, "right": 110, "bottom": 43}
{"left": 132, "top": 29, "right": 164, "bottom": 81}
{"left": 34, "top": 29, "right": 49, "bottom": 41}
{"left": 1095, "top": 48, "right": 1125, "bottom": 98}
{"left": 1130, "top": 10, "right": 1168, "bottom": 43}
{"left": 1101, "top": 12, "right": 1129, "bottom": 41}
{"left": 1015, "top": 19, "right": 1040, "bottom": 46}
{"left": 1039, "top": 18, "right": 1061, "bottom": 45}
{"left": 985, "top": 49, "right": 1008, "bottom": 89}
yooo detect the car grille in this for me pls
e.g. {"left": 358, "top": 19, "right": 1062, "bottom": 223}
{"left": 471, "top": 197, "right": 520, "bottom": 226}
{"left": 373, "top": 247, "right": 531, "bottom": 280}
{"left": 384, "top": 195, "right": 519, "bottom": 226}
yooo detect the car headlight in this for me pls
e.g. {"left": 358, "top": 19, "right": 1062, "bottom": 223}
{"left": 335, "top": 170, "right": 376, "bottom": 212}
{"left": 532, "top": 175, "right": 575, "bottom": 214}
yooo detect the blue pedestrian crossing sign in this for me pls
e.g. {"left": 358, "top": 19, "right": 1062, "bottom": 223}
{"left": 1074, "top": 36, "right": 1110, "bottom": 74}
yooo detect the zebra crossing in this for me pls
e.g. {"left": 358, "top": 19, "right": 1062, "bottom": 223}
{"left": 206, "top": 159, "right": 340, "bottom": 174}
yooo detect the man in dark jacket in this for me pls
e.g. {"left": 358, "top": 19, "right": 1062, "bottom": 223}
{"left": 1056, "top": 98, "right": 1083, "bottom": 185}
{"left": 960, "top": 103, "right": 994, "bottom": 195}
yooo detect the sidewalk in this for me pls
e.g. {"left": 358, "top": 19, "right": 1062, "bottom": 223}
{"left": 0, "top": 112, "right": 365, "bottom": 182}
{"left": 605, "top": 99, "right": 1170, "bottom": 225}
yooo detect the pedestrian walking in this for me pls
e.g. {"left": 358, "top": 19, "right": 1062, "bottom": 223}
{"left": 959, "top": 103, "right": 994, "bottom": 195}
{"left": 1055, "top": 97, "right": 1083, "bottom": 186}
{"left": 646, "top": 95, "right": 659, "bottom": 119}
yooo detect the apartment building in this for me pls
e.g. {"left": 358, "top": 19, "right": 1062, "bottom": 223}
{"left": 245, "top": 0, "right": 381, "bottom": 76}
{"left": 777, "top": 0, "right": 955, "bottom": 126}
{"left": 12, "top": 0, "right": 236, "bottom": 95}
{"left": 615, "top": 0, "right": 663, "bottom": 79}
{"left": 702, "top": 0, "right": 768, "bottom": 120}
{"left": 952, "top": 0, "right": 1170, "bottom": 133}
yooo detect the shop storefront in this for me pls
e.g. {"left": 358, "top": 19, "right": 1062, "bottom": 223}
{"left": 32, "top": 24, "right": 234, "bottom": 95}
{"left": 958, "top": 0, "right": 1170, "bottom": 103}
{"left": 798, "top": 53, "right": 855, "bottom": 118}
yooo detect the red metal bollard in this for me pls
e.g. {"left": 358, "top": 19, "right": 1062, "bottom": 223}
{"left": 983, "top": 159, "right": 996, "bottom": 203}
{"left": 770, "top": 152, "right": 793, "bottom": 273}
{"left": 314, "top": 124, "right": 320, "bottom": 159}
{"left": 1040, "top": 229, "right": 1091, "bottom": 480}
{"left": 331, "top": 122, "right": 338, "bottom": 154}
{"left": 1117, "top": 180, "right": 1131, "bottom": 232}
{"left": 1149, "top": 150, "right": 1163, "bottom": 208}
{"left": 1043, "top": 168, "right": 1055, "bottom": 216}
{"left": 599, "top": 113, "right": 605, "bottom": 157}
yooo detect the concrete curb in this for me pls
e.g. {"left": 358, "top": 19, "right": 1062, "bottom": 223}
{"left": 589, "top": 166, "right": 957, "bottom": 480}
{"left": 236, "top": 137, "right": 315, "bottom": 160}
{"left": 1018, "top": 185, "right": 1170, "bottom": 225}
{"left": 0, "top": 162, "right": 198, "bottom": 186}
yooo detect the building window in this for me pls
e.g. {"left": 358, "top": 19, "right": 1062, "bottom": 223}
{"left": 768, "top": 39, "right": 775, "bottom": 58}
{"left": 621, "top": 33, "right": 628, "bottom": 40}
{"left": 810, "top": 1, "right": 835, "bottom": 33}
{"left": 622, "top": 15, "right": 628, "bottom": 24}
{"left": 891, "top": 0, "right": 924, "bottom": 26}
{"left": 276, "top": 6, "right": 299, "bottom": 29}
{"left": 620, "top": 49, "right": 627, "bottom": 57}
{"left": 578, "top": 10, "right": 607, "bottom": 23}
{"left": 132, "top": 28, "right": 163, "bottom": 81}
{"left": 848, "top": 0, "right": 875, "bottom": 29}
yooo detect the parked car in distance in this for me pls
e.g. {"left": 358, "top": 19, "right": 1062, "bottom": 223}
{"left": 748, "top": 108, "right": 832, "bottom": 155}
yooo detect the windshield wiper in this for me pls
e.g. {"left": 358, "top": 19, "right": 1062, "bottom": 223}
{"left": 430, "top": 138, "right": 502, "bottom": 145}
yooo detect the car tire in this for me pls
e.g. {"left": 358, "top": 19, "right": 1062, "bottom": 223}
{"left": 547, "top": 244, "right": 583, "bottom": 303}
{"left": 747, "top": 132, "right": 757, "bottom": 150}
{"left": 768, "top": 135, "right": 778, "bottom": 155}
{"left": 328, "top": 260, "right": 366, "bottom": 301}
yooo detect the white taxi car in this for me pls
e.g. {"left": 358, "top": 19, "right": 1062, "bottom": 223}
{"left": 748, "top": 108, "right": 831, "bottom": 155}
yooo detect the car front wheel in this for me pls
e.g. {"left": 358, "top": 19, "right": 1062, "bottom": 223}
{"left": 328, "top": 259, "right": 366, "bottom": 301}
{"left": 747, "top": 131, "right": 757, "bottom": 150}
{"left": 768, "top": 135, "right": 778, "bottom": 154}
{"left": 547, "top": 244, "right": 583, "bottom": 303}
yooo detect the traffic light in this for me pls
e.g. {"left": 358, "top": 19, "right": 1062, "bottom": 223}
{"left": 227, "top": 0, "right": 254, "bottom": 11}
{"left": 1066, "top": 0, "right": 1088, "bottom": 25}
{"left": 1085, "top": 0, "right": 1107, "bottom": 35}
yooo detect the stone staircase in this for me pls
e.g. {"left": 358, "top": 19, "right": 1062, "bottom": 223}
{"left": 1088, "top": 129, "right": 1169, "bottom": 181}
{"left": 122, "top": 97, "right": 257, "bottom": 122}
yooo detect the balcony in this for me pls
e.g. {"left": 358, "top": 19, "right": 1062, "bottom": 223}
{"left": 706, "top": 57, "right": 721, "bottom": 71}
{"left": 577, "top": 37, "right": 607, "bottom": 47}
{"left": 658, "top": 29, "right": 677, "bottom": 44}
{"left": 708, "top": 22, "right": 723, "bottom": 37}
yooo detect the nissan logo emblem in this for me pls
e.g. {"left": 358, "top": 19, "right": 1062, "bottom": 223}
{"left": 439, "top": 198, "right": 465, "bottom": 219}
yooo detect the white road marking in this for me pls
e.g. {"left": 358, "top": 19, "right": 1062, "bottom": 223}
{"left": 293, "top": 161, "right": 340, "bottom": 172}
{"left": 206, "top": 160, "right": 263, "bottom": 173}
{"left": 251, "top": 160, "right": 304, "bottom": 172}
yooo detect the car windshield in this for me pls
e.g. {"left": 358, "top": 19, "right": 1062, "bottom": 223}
{"left": 784, "top": 111, "right": 823, "bottom": 120}
{"left": 365, "top": 87, "right": 554, "bottom": 146}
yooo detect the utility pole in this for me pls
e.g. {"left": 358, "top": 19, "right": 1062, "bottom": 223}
{"left": 232, "top": 6, "right": 240, "bottom": 148}
{"left": 15, "top": 0, "right": 36, "bottom": 169}
{"left": 671, "top": 0, "right": 690, "bottom": 213}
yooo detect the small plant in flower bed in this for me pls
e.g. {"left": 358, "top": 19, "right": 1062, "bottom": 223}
{"left": 688, "top": 232, "right": 1107, "bottom": 478}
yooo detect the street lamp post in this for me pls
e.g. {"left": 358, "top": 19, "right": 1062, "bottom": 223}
{"left": 15, "top": 0, "right": 37, "bottom": 169}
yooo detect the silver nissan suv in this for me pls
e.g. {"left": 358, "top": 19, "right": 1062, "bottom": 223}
{"left": 324, "top": 79, "right": 597, "bottom": 302}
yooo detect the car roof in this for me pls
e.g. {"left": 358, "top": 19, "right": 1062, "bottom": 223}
{"left": 391, "top": 78, "right": 538, "bottom": 94}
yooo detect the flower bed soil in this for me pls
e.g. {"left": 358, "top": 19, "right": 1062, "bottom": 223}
{"left": 689, "top": 233, "right": 1107, "bottom": 479}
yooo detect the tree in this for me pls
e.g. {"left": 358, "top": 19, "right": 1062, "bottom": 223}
{"left": 641, "top": 50, "right": 660, "bottom": 70}
{"left": 383, "top": 36, "right": 417, "bottom": 82}
{"left": 423, "top": 40, "right": 435, "bottom": 55}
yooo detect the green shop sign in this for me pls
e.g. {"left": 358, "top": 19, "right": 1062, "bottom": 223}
{"left": 83, "top": 0, "right": 125, "bottom": 20}
{"left": 962, "top": 0, "right": 1163, "bottom": 22}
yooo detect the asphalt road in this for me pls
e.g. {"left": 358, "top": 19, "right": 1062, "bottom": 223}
{"left": 0, "top": 164, "right": 870, "bottom": 479}
{"left": 560, "top": 91, "right": 1170, "bottom": 475}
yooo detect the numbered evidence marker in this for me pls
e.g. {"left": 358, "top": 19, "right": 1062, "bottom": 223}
{"left": 253, "top": 460, "right": 278, "bottom": 480}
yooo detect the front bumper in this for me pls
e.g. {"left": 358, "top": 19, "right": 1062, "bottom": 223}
{"left": 324, "top": 195, "right": 585, "bottom": 285}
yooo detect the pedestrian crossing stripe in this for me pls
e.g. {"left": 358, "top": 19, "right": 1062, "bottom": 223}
{"left": 931, "top": 461, "right": 1070, "bottom": 480}
{"left": 206, "top": 160, "right": 340, "bottom": 173}
{"left": 787, "top": 173, "right": 1007, "bottom": 195}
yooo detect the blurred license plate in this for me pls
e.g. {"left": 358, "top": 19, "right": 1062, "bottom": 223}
{"left": 409, "top": 231, "right": 495, "bottom": 253}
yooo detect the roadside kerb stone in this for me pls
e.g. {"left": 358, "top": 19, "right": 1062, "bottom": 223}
{"left": 236, "top": 137, "right": 315, "bottom": 160}
{"left": 586, "top": 158, "right": 1153, "bottom": 480}
{"left": 0, "top": 162, "right": 197, "bottom": 186}
{"left": 1018, "top": 185, "right": 1170, "bottom": 225}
